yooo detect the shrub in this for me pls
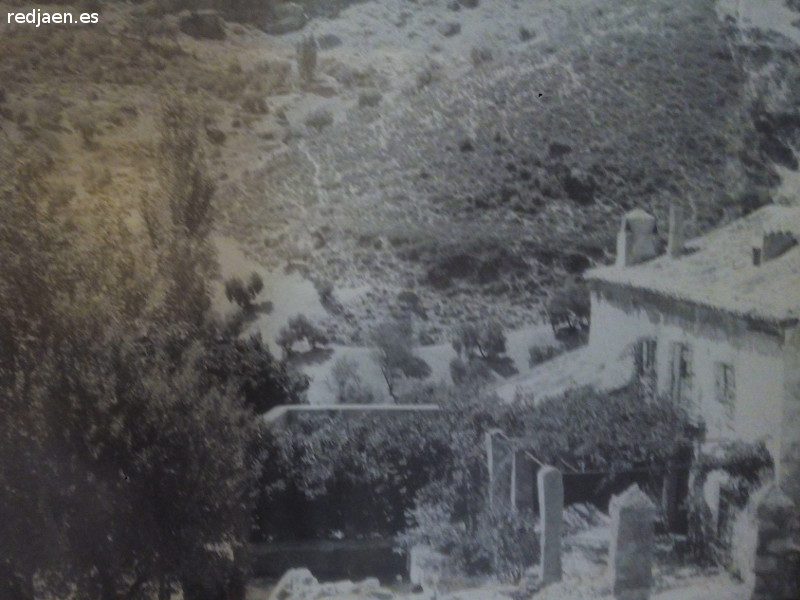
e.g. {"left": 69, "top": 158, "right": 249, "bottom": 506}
{"left": 277, "top": 314, "right": 328, "bottom": 357}
{"left": 304, "top": 108, "right": 333, "bottom": 131}
{"left": 327, "top": 356, "right": 377, "bottom": 404}
{"left": 224, "top": 272, "right": 263, "bottom": 309}
{"left": 70, "top": 110, "right": 98, "bottom": 148}
{"left": 451, "top": 320, "right": 507, "bottom": 360}
{"left": 546, "top": 279, "right": 590, "bottom": 335}
{"left": 528, "top": 344, "right": 563, "bottom": 367}
{"left": 371, "top": 319, "right": 431, "bottom": 400}
{"left": 296, "top": 35, "right": 317, "bottom": 86}
{"left": 449, "top": 356, "right": 493, "bottom": 386}
{"left": 403, "top": 497, "right": 538, "bottom": 583}
{"left": 470, "top": 46, "right": 493, "bottom": 67}
{"left": 241, "top": 93, "right": 269, "bottom": 115}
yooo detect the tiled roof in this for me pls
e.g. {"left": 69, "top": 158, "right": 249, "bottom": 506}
{"left": 585, "top": 205, "right": 800, "bottom": 324}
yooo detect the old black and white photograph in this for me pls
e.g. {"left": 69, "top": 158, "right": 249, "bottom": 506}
{"left": 1, "top": 0, "right": 800, "bottom": 598}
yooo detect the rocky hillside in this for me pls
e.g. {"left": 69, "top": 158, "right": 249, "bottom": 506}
{"left": 2, "top": 0, "right": 799, "bottom": 344}
{"left": 217, "top": 0, "right": 800, "bottom": 341}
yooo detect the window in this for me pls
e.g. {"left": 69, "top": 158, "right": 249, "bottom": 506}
{"left": 634, "top": 338, "right": 657, "bottom": 397}
{"left": 670, "top": 342, "right": 693, "bottom": 410}
{"left": 715, "top": 363, "right": 736, "bottom": 429}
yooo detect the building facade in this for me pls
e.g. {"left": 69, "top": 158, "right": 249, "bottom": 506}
{"left": 585, "top": 205, "right": 800, "bottom": 505}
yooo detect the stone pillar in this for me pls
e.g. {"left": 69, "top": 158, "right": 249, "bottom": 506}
{"left": 750, "top": 484, "right": 800, "bottom": 600}
{"left": 607, "top": 484, "right": 656, "bottom": 600}
{"left": 538, "top": 466, "right": 563, "bottom": 585}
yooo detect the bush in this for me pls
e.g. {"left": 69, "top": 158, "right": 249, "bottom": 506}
{"left": 242, "top": 93, "right": 269, "bottom": 115}
{"left": 277, "top": 314, "right": 328, "bottom": 357}
{"left": 528, "top": 344, "right": 563, "bottom": 367}
{"left": 305, "top": 108, "right": 333, "bottom": 131}
{"left": 327, "top": 355, "right": 377, "bottom": 404}
{"left": 449, "top": 356, "right": 494, "bottom": 386}
{"left": 296, "top": 35, "right": 317, "bottom": 86}
{"left": 70, "top": 110, "right": 98, "bottom": 148}
{"left": 403, "top": 498, "right": 538, "bottom": 583}
{"left": 371, "top": 319, "right": 431, "bottom": 400}
{"left": 224, "top": 272, "right": 263, "bottom": 309}
{"left": 451, "top": 320, "right": 507, "bottom": 360}
{"left": 546, "top": 279, "right": 590, "bottom": 335}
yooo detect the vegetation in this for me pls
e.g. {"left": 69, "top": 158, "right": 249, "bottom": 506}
{"left": 263, "top": 381, "right": 693, "bottom": 581}
{"left": 0, "top": 104, "right": 296, "bottom": 600}
{"left": 546, "top": 279, "right": 590, "bottom": 337}
{"left": 327, "top": 356, "right": 377, "bottom": 404}
{"left": 451, "top": 320, "right": 507, "bottom": 361}
{"left": 370, "top": 320, "right": 431, "bottom": 401}
{"left": 528, "top": 343, "right": 564, "bottom": 368}
{"left": 686, "top": 441, "right": 774, "bottom": 566}
{"left": 296, "top": 35, "right": 318, "bottom": 86}
{"left": 276, "top": 314, "right": 329, "bottom": 358}
{"left": 225, "top": 272, "right": 264, "bottom": 310}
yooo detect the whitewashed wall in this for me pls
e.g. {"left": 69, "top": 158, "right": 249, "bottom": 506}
{"left": 588, "top": 288, "right": 786, "bottom": 461}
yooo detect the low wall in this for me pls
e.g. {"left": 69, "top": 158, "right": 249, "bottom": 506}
{"left": 250, "top": 539, "right": 407, "bottom": 583}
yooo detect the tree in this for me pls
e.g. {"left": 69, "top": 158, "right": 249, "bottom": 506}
{"left": 0, "top": 108, "right": 280, "bottom": 600}
{"left": 370, "top": 319, "right": 431, "bottom": 401}
{"left": 451, "top": 319, "right": 507, "bottom": 360}
{"left": 449, "top": 356, "right": 494, "bottom": 387}
{"left": 201, "top": 333, "right": 308, "bottom": 414}
{"left": 276, "top": 314, "right": 328, "bottom": 358}
{"left": 546, "top": 278, "right": 590, "bottom": 336}
{"left": 327, "top": 356, "right": 376, "bottom": 404}
{"left": 141, "top": 100, "right": 217, "bottom": 331}
{"left": 224, "top": 271, "right": 264, "bottom": 310}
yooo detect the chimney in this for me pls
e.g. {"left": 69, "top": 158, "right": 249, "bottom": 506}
{"left": 667, "top": 204, "right": 685, "bottom": 259}
{"left": 615, "top": 209, "right": 658, "bottom": 267}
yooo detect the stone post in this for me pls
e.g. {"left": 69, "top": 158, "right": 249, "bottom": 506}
{"left": 607, "top": 484, "right": 656, "bottom": 600}
{"left": 750, "top": 484, "right": 800, "bottom": 600}
{"left": 538, "top": 466, "right": 563, "bottom": 585}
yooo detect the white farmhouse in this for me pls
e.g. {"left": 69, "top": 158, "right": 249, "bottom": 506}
{"left": 584, "top": 205, "right": 800, "bottom": 504}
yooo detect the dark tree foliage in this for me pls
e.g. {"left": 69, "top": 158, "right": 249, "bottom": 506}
{"left": 276, "top": 314, "right": 329, "bottom": 358}
{"left": 201, "top": 333, "right": 308, "bottom": 415}
{"left": 546, "top": 278, "right": 590, "bottom": 336}
{"left": 512, "top": 385, "right": 693, "bottom": 474}
{"left": 451, "top": 320, "right": 507, "bottom": 360}
{"left": 0, "top": 104, "right": 287, "bottom": 600}
{"left": 370, "top": 319, "right": 432, "bottom": 401}
{"left": 224, "top": 272, "right": 264, "bottom": 310}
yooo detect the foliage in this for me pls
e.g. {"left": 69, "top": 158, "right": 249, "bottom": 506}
{"left": 224, "top": 271, "right": 264, "bottom": 309}
{"left": 370, "top": 319, "right": 432, "bottom": 400}
{"left": 0, "top": 108, "right": 284, "bottom": 599}
{"left": 528, "top": 343, "right": 564, "bottom": 367}
{"left": 326, "top": 356, "right": 377, "bottom": 404}
{"left": 513, "top": 385, "right": 693, "bottom": 474}
{"left": 449, "top": 356, "right": 494, "bottom": 387}
{"left": 451, "top": 319, "right": 507, "bottom": 360}
{"left": 201, "top": 333, "right": 308, "bottom": 414}
{"left": 686, "top": 440, "right": 774, "bottom": 565}
{"left": 276, "top": 314, "right": 329, "bottom": 358}
{"left": 546, "top": 278, "right": 590, "bottom": 335}
{"left": 141, "top": 100, "right": 217, "bottom": 330}
{"left": 403, "top": 500, "right": 538, "bottom": 584}
{"left": 296, "top": 35, "right": 317, "bottom": 86}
